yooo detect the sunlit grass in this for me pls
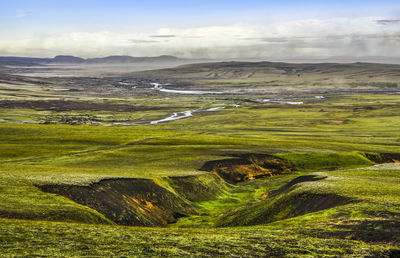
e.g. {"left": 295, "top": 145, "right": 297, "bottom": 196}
{"left": 0, "top": 74, "right": 400, "bottom": 256}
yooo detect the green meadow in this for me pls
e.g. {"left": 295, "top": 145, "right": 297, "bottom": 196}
{"left": 0, "top": 61, "right": 399, "bottom": 256}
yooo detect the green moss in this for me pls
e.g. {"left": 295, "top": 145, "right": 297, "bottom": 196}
{"left": 165, "top": 174, "right": 231, "bottom": 202}
{"left": 275, "top": 151, "right": 374, "bottom": 171}
{"left": 1, "top": 67, "right": 400, "bottom": 255}
{"left": 0, "top": 218, "right": 393, "bottom": 257}
{"left": 0, "top": 186, "right": 112, "bottom": 224}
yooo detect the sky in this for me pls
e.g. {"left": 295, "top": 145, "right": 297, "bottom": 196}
{"left": 0, "top": 0, "right": 400, "bottom": 60}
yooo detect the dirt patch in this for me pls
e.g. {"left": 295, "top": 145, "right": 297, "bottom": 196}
{"left": 200, "top": 154, "right": 293, "bottom": 183}
{"left": 326, "top": 120, "right": 345, "bottom": 125}
{"left": 364, "top": 153, "right": 400, "bottom": 164}
{"left": 38, "top": 178, "right": 196, "bottom": 226}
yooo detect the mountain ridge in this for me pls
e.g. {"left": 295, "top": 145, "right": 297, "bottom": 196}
{"left": 0, "top": 55, "right": 181, "bottom": 65}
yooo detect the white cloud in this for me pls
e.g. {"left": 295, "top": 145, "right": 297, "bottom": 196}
{"left": 1, "top": 17, "right": 399, "bottom": 59}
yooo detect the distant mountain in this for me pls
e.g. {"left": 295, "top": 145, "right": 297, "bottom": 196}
{"left": 86, "top": 55, "right": 141, "bottom": 64}
{"left": 0, "top": 56, "right": 51, "bottom": 64}
{"left": 86, "top": 55, "right": 178, "bottom": 64}
{"left": 0, "top": 60, "right": 43, "bottom": 66}
{"left": 53, "top": 55, "right": 85, "bottom": 63}
{"left": 138, "top": 60, "right": 400, "bottom": 80}
{"left": 0, "top": 55, "right": 181, "bottom": 65}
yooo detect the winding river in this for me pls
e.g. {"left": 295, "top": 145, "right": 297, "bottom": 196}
{"left": 150, "top": 83, "right": 222, "bottom": 95}
{"left": 114, "top": 106, "right": 226, "bottom": 125}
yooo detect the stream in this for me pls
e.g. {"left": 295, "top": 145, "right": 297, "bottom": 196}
{"left": 263, "top": 95, "right": 325, "bottom": 105}
{"left": 114, "top": 106, "right": 226, "bottom": 125}
{"left": 150, "top": 83, "right": 222, "bottom": 95}
{"left": 0, "top": 79, "right": 326, "bottom": 126}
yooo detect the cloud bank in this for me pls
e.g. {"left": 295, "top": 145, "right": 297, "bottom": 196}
{"left": 1, "top": 17, "right": 399, "bottom": 60}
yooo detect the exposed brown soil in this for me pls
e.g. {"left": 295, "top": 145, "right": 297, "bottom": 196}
{"left": 36, "top": 152, "right": 399, "bottom": 227}
{"left": 38, "top": 178, "right": 196, "bottom": 226}
{"left": 364, "top": 153, "right": 400, "bottom": 164}
{"left": 326, "top": 120, "right": 345, "bottom": 125}
{"left": 200, "top": 154, "right": 293, "bottom": 183}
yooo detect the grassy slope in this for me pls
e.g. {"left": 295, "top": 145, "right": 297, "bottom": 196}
{"left": 0, "top": 93, "right": 399, "bottom": 228}
{"left": 3, "top": 93, "right": 399, "bottom": 183}
{"left": 140, "top": 61, "right": 400, "bottom": 93}
{"left": 1, "top": 217, "right": 395, "bottom": 257}
{"left": 215, "top": 167, "right": 400, "bottom": 227}
{"left": 1, "top": 165, "right": 399, "bottom": 256}
{"left": 0, "top": 61, "right": 399, "bottom": 255}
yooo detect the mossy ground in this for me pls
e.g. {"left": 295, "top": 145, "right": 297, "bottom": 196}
{"left": 1, "top": 217, "right": 397, "bottom": 257}
{"left": 0, "top": 63, "right": 400, "bottom": 255}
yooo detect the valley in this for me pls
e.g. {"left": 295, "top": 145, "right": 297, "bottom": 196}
{"left": 0, "top": 60, "right": 399, "bottom": 256}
